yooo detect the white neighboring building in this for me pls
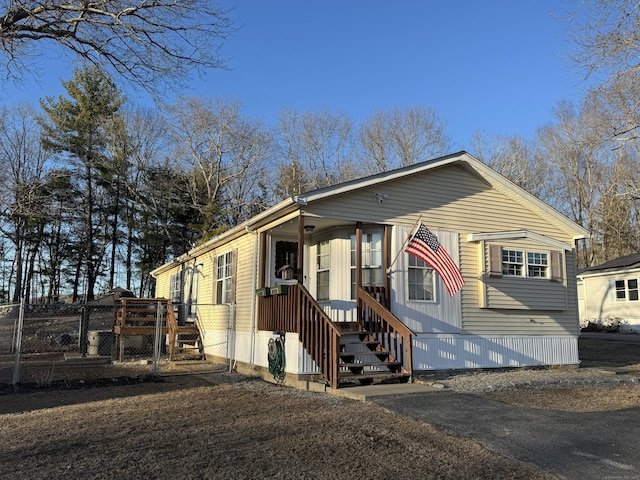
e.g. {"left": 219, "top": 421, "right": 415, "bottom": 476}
{"left": 577, "top": 253, "right": 640, "bottom": 333}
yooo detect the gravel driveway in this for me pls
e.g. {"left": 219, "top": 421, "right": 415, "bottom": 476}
{"left": 375, "top": 389, "right": 640, "bottom": 480}
{"left": 372, "top": 332, "right": 640, "bottom": 480}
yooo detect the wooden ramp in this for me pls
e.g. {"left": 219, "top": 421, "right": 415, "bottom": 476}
{"left": 114, "top": 298, "right": 204, "bottom": 362}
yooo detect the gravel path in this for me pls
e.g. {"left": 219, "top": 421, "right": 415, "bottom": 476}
{"left": 417, "top": 367, "right": 640, "bottom": 393}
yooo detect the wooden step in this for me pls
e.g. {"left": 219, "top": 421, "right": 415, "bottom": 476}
{"left": 339, "top": 351, "right": 390, "bottom": 362}
{"left": 336, "top": 327, "right": 411, "bottom": 386}
{"left": 338, "top": 370, "right": 411, "bottom": 386}
{"left": 340, "top": 361, "right": 403, "bottom": 373}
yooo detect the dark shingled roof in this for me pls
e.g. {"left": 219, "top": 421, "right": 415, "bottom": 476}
{"left": 579, "top": 253, "right": 640, "bottom": 275}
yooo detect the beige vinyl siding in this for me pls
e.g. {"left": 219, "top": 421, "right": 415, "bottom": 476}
{"left": 304, "top": 164, "right": 580, "bottom": 336}
{"left": 304, "top": 165, "right": 571, "bottom": 241}
{"left": 154, "top": 231, "right": 258, "bottom": 334}
{"left": 154, "top": 265, "right": 177, "bottom": 299}
{"left": 482, "top": 240, "right": 567, "bottom": 311}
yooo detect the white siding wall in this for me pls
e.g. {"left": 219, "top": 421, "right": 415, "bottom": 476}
{"left": 413, "top": 334, "right": 579, "bottom": 370}
{"left": 390, "top": 225, "right": 462, "bottom": 333}
{"left": 579, "top": 271, "right": 640, "bottom": 332}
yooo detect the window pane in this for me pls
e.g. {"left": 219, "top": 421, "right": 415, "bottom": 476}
{"left": 502, "top": 249, "right": 523, "bottom": 276}
{"left": 317, "top": 271, "right": 329, "bottom": 301}
{"left": 350, "top": 230, "right": 384, "bottom": 299}
{"left": 408, "top": 257, "right": 434, "bottom": 301}
{"left": 216, "top": 252, "right": 233, "bottom": 304}
{"left": 316, "top": 240, "right": 330, "bottom": 300}
{"left": 615, "top": 280, "right": 626, "bottom": 300}
{"left": 629, "top": 279, "right": 639, "bottom": 301}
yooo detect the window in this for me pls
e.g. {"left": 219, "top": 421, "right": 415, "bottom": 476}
{"left": 316, "top": 240, "right": 330, "bottom": 301}
{"left": 274, "top": 240, "right": 297, "bottom": 280}
{"left": 408, "top": 255, "right": 434, "bottom": 301}
{"left": 527, "top": 252, "right": 548, "bottom": 278}
{"left": 630, "top": 279, "right": 639, "bottom": 301}
{"left": 615, "top": 279, "right": 639, "bottom": 302}
{"left": 501, "top": 249, "right": 548, "bottom": 278}
{"left": 350, "top": 231, "right": 383, "bottom": 299}
{"left": 216, "top": 251, "right": 233, "bottom": 304}
{"left": 170, "top": 271, "right": 182, "bottom": 304}
{"left": 502, "top": 250, "right": 523, "bottom": 276}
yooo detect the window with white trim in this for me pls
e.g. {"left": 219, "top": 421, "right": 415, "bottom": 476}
{"left": 216, "top": 251, "right": 233, "bottom": 304}
{"left": 170, "top": 271, "right": 182, "bottom": 304}
{"left": 350, "top": 231, "right": 383, "bottom": 299}
{"left": 489, "top": 245, "right": 563, "bottom": 283}
{"left": 502, "top": 249, "right": 523, "bottom": 276}
{"left": 527, "top": 252, "right": 548, "bottom": 278}
{"left": 615, "top": 279, "right": 639, "bottom": 302}
{"left": 500, "top": 249, "right": 549, "bottom": 278}
{"left": 408, "top": 255, "right": 434, "bottom": 301}
{"left": 316, "top": 240, "right": 330, "bottom": 301}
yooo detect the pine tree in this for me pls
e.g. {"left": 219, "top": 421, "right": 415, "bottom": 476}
{"left": 40, "top": 64, "right": 125, "bottom": 301}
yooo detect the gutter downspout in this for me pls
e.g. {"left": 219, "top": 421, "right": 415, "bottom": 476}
{"left": 246, "top": 225, "right": 259, "bottom": 366}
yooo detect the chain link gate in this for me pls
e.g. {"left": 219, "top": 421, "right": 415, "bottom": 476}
{"left": 0, "top": 299, "right": 231, "bottom": 386}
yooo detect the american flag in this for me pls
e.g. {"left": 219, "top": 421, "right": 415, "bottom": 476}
{"left": 405, "top": 223, "right": 464, "bottom": 296}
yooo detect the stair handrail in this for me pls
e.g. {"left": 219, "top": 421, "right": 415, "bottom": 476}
{"left": 165, "top": 300, "right": 178, "bottom": 360}
{"left": 356, "top": 286, "right": 415, "bottom": 377}
{"left": 295, "top": 284, "right": 342, "bottom": 389}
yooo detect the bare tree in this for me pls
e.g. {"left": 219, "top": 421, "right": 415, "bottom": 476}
{"left": 358, "top": 106, "right": 452, "bottom": 173}
{"left": 536, "top": 97, "right": 617, "bottom": 267}
{"left": 275, "top": 108, "right": 356, "bottom": 197}
{"left": 166, "top": 97, "right": 274, "bottom": 237}
{"left": 569, "top": 0, "right": 640, "bottom": 141}
{"left": 471, "top": 132, "right": 549, "bottom": 199}
{"left": 0, "top": 1, "right": 234, "bottom": 95}
{"left": 0, "top": 103, "right": 51, "bottom": 302}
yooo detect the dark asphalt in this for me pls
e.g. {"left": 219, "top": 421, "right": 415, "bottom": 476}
{"left": 374, "top": 391, "right": 640, "bottom": 480}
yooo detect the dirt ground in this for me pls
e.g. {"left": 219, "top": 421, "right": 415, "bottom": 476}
{"left": 0, "top": 334, "right": 638, "bottom": 480}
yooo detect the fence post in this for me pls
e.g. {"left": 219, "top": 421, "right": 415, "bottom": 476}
{"left": 79, "top": 306, "right": 89, "bottom": 357}
{"left": 152, "top": 301, "right": 163, "bottom": 376}
{"left": 12, "top": 297, "right": 25, "bottom": 385}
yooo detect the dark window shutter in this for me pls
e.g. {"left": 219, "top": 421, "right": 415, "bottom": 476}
{"left": 489, "top": 244, "right": 502, "bottom": 277}
{"left": 550, "top": 251, "right": 563, "bottom": 283}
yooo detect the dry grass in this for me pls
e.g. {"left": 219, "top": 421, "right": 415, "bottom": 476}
{"left": 0, "top": 375, "right": 553, "bottom": 480}
{"left": 0, "top": 333, "right": 638, "bottom": 478}
{"left": 484, "top": 383, "right": 640, "bottom": 412}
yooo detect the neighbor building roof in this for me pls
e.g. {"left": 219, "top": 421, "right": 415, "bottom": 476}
{"left": 578, "top": 253, "right": 640, "bottom": 276}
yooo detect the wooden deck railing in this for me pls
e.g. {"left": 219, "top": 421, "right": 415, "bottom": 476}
{"left": 257, "top": 284, "right": 342, "bottom": 388}
{"left": 257, "top": 284, "right": 415, "bottom": 387}
{"left": 296, "top": 286, "right": 341, "bottom": 389}
{"left": 257, "top": 286, "right": 299, "bottom": 333}
{"left": 356, "top": 286, "right": 415, "bottom": 377}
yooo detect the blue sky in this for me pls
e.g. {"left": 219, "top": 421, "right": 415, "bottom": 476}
{"left": 1, "top": 1, "right": 587, "bottom": 151}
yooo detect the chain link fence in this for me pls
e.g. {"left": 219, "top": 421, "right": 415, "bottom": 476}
{"left": 0, "top": 300, "right": 230, "bottom": 387}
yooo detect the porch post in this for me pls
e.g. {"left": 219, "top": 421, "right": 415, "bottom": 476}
{"left": 258, "top": 231, "right": 267, "bottom": 289}
{"left": 356, "top": 222, "right": 362, "bottom": 290}
{"left": 297, "top": 215, "right": 305, "bottom": 284}
{"left": 384, "top": 224, "right": 391, "bottom": 308}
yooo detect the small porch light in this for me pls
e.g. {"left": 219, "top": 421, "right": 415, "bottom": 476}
{"left": 304, "top": 225, "right": 315, "bottom": 234}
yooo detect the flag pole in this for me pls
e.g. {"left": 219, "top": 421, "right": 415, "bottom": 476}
{"left": 388, "top": 214, "right": 422, "bottom": 274}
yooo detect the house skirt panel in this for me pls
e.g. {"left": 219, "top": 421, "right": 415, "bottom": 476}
{"left": 413, "top": 334, "right": 579, "bottom": 370}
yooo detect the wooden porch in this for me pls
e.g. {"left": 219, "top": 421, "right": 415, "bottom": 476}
{"left": 257, "top": 284, "right": 414, "bottom": 389}
{"left": 114, "top": 298, "right": 204, "bottom": 362}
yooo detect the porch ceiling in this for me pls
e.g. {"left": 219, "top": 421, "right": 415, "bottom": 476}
{"left": 266, "top": 216, "right": 355, "bottom": 237}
